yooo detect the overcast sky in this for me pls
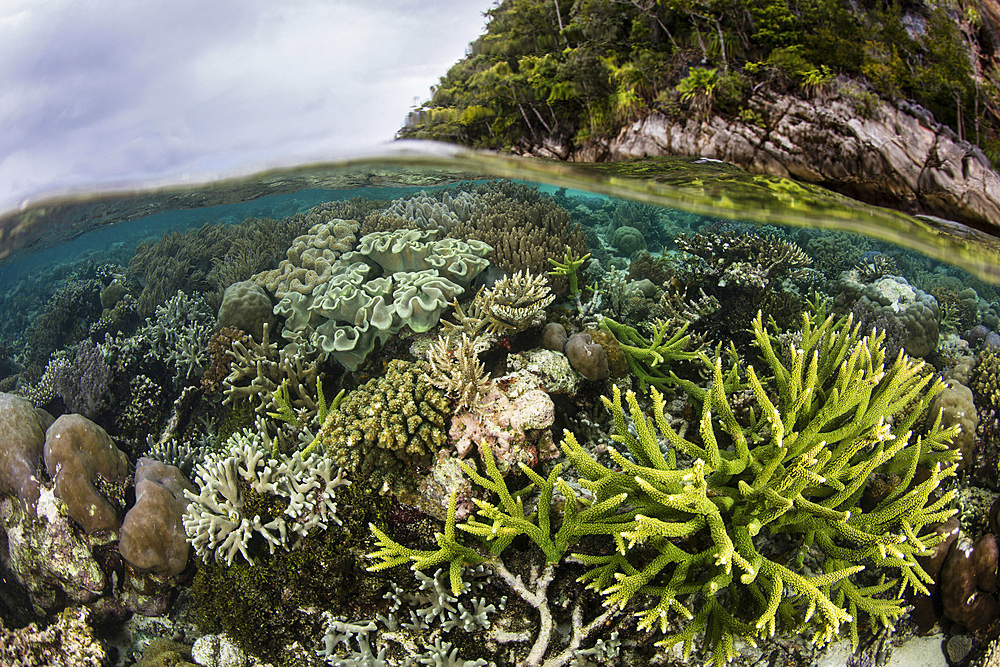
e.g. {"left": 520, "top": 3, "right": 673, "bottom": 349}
{"left": 0, "top": 0, "right": 494, "bottom": 211}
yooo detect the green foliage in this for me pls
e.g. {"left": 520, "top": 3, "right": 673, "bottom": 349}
{"left": 738, "top": 106, "right": 766, "bottom": 127}
{"left": 676, "top": 67, "right": 720, "bottom": 117}
{"left": 400, "top": 0, "right": 996, "bottom": 156}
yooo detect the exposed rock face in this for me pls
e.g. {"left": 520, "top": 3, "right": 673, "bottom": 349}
{"left": 532, "top": 81, "right": 1000, "bottom": 230}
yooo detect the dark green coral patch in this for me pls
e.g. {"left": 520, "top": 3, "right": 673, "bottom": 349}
{"left": 192, "top": 526, "right": 383, "bottom": 665}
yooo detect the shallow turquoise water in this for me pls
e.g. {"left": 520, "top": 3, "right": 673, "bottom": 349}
{"left": 0, "top": 146, "right": 994, "bottom": 667}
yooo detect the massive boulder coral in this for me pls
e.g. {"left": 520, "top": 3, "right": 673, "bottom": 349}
{"left": 216, "top": 280, "right": 275, "bottom": 342}
{"left": 927, "top": 378, "right": 978, "bottom": 471}
{"left": 0, "top": 392, "right": 52, "bottom": 507}
{"left": 835, "top": 271, "right": 940, "bottom": 357}
{"left": 119, "top": 458, "right": 196, "bottom": 577}
{"left": 43, "top": 414, "right": 130, "bottom": 534}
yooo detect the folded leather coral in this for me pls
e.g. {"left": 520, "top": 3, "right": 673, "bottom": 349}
{"left": 257, "top": 225, "right": 493, "bottom": 371}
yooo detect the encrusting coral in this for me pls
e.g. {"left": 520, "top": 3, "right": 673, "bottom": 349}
{"left": 368, "top": 310, "right": 961, "bottom": 666}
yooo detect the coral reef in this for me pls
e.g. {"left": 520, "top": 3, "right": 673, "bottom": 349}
{"left": 5, "top": 176, "right": 1000, "bottom": 667}
{"left": 315, "top": 359, "right": 449, "bottom": 485}
{"left": 371, "top": 310, "right": 961, "bottom": 666}
{"left": 183, "top": 429, "right": 349, "bottom": 566}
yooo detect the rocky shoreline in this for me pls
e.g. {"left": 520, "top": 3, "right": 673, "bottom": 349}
{"left": 524, "top": 79, "right": 1000, "bottom": 231}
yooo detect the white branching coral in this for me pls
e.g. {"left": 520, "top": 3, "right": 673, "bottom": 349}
{"left": 142, "top": 290, "right": 216, "bottom": 386}
{"left": 182, "top": 430, "right": 350, "bottom": 566}
{"left": 425, "top": 334, "right": 490, "bottom": 411}
{"left": 445, "top": 270, "right": 555, "bottom": 337}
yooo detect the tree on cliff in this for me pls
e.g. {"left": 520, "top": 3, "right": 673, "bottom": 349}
{"left": 399, "top": 0, "right": 1000, "bottom": 166}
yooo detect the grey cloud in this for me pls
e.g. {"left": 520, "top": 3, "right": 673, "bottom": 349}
{"left": 0, "top": 0, "right": 490, "bottom": 209}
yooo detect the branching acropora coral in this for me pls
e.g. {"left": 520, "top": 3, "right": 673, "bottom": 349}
{"left": 368, "top": 310, "right": 961, "bottom": 666}
{"left": 547, "top": 245, "right": 590, "bottom": 296}
{"left": 600, "top": 315, "right": 702, "bottom": 391}
{"left": 425, "top": 334, "right": 490, "bottom": 411}
{"left": 445, "top": 269, "right": 555, "bottom": 336}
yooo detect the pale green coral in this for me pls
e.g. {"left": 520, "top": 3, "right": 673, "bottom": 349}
{"left": 367, "top": 311, "right": 961, "bottom": 666}
{"left": 599, "top": 315, "right": 702, "bottom": 391}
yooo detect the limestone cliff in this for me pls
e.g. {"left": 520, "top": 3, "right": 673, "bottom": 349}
{"left": 525, "top": 81, "right": 1000, "bottom": 229}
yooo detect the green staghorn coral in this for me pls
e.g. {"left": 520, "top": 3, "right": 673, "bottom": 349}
{"left": 599, "top": 315, "right": 702, "bottom": 391}
{"left": 368, "top": 310, "right": 961, "bottom": 666}
{"left": 547, "top": 245, "right": 590, "bottom": 296}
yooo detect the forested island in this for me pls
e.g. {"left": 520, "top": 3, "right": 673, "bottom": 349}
{"left": 401, "top": 0, "right": 1000, "bottom": 227}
